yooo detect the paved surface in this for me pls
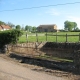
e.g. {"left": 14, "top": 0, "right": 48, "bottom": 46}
{"left": 0, "top": 57, "right": 68, "bottom": 80}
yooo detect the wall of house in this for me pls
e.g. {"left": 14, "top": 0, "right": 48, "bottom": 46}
{"left": 0, "top": 25, "right": 11, "bottom": 31}
{"left": 37, "top": 25, "right": 57, "bottom": 32}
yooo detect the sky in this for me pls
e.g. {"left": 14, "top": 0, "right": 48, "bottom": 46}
{"left": 0, "top": 0, "right": 80, "bottom": 29}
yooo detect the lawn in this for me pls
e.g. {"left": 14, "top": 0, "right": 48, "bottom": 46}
{"left": 18, "top": 31, "right": 80, "bottom": 43}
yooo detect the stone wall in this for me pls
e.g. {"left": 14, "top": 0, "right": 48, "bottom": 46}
{"left": 9, "top": 42, "right": 80, "bottom": 73}
{"left": 10, "top": 42, "right": 46, "bottom": 56}
{"left": 9, "top": 42, "right": 80, "bottom": 59}
{"left": 40, "top": 42, "right": 80, "bottom": 59}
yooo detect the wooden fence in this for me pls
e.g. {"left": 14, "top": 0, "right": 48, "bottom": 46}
{"left": 26, "top": 32, "right": 80, "bottom": 42}
{"left": 52, "top": 33, "right": 80, "bottom": 42}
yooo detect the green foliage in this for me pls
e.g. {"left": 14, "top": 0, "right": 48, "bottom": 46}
{"left": 25, "top": 25, "right": 32, "bottom": 32}
{"left": 74, "top": 22, "right": 77, "bottom": 30}
{"left": 0, "top": 21, "right": 6, "bottom": 25}
{"left": 64, "top": 20, "right": 78, "bottom": 31}
{"left": 0, "top": 21, "right": 15, "bottom": 28}
{"left": 16, "top": 25, "right": 21, "bottom": 30}
{"left": 32, "top": 27, "right": 37, "bottom": 32}
{"left": 7, "top": 22, "right": 15, "bottom": 28}
{"left": 0, "top": 29, "right": 23, "bottom": 48}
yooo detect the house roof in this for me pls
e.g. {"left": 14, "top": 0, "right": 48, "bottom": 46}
{"left": 38, "top": 24, "right": 56, "bottom": 27}
{"left": 38, "top": 24, "right": 57, "bottom": 28}
{"left": 0, "top": 25, "right": 11, "bottom": 30}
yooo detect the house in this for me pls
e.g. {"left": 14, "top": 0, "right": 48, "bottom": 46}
{"left": 0, "top": 25, "right": 11, "bottom": 31}
{"left": 37, "top": 24, "right": 58, "bottom": 32}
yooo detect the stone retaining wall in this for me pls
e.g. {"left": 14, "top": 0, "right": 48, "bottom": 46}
{"left": 10, "top": 42, "right": 80, "bottom": 59}
{"left": 40, "top": 42, "right": 80, "bottom": 59}
{"left": 9, "top": 42, "right": 80, "bottom": 73}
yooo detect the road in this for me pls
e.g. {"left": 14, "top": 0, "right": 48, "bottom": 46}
{"left": 0, "top": 57, "right": 68, "bottom": 80}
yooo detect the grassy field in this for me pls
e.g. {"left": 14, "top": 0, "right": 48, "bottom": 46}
{"left": 18, "top": 31, "right": 80, "bottom": 43}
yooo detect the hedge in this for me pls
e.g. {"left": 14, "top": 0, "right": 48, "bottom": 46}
{"left": 0, "top": 29, "right": 23, "bottom": 48}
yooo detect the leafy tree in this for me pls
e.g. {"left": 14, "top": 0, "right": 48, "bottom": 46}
{"left": 64, "top": 20, "right": 78, "bottom": 31}
{"left": 7, "top": 22, "right": 15, "bottom": 28}
{"left": 32, "top": 26, "right": 37, "bottom": 32}
{"left": 75, "top": 27, "right": 79, "bottom": 30}
{"left": 25, "top": 25, "right": 29, "bottom": 31}
{"left": 73, "top": 22, "right": 77, "bottom": 30}
{"left": 25, "top": 25, "right": 32, "bottom": 32}
{"left": 0, "top": 21, "right": 6, "bottom": 25}
{"left": 29, "top": 26, "right": 32, "bottom": 32}
{"left": 16, "top": 25, "right": 21, "bottom": 30}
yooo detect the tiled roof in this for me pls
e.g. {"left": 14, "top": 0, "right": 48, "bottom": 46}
{"left": 0, "top": 25, "right": 11, "bottom": 30}
{"left": 38, "top": 24, "right": 57, "bottom": 28}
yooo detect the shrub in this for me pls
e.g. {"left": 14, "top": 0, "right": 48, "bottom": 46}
{"left": 0, "top": 29, "right": 23, "bottom": 48}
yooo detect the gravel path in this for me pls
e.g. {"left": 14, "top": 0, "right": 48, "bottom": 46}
{"left": 0, "top": 56, "right": 68, "bottom": 80}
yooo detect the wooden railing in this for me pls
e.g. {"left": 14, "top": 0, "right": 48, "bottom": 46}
{"left": 51, "top": 33, "right": 80, "bottom": 42}
{"left": 26, "top": 32, "right": 80, "bottom": 42}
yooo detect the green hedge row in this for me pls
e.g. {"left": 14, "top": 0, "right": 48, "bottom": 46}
{"left": 0, "top": 29, "right": 23, "bottom": 48}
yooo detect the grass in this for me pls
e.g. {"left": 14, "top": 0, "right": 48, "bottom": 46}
{"left": 17, "top": 31, "right": 75, "bottom": 62}
{"left": 18, "top": 31, "right": 80, "bottom": 43}
{"left": 36, "top": 55, "right": 73, "bottom": 62}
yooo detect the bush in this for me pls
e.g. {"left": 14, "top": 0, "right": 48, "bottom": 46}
{"left": 0, "top": 29, "right": 23, "bottom": 48}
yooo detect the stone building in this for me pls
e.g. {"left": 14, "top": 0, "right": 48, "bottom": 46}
{"left": 37, "top": 24, "right": 58, "bottom": 32}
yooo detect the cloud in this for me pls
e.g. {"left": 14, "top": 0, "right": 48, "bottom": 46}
{"left": 66, "top": 16, "right": 80, "bottom": 28}
{"left": 46, "top": 8, "right": 60, "bottom": 16}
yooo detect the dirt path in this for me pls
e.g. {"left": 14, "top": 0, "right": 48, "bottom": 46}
{"left": 0, "top": 55, "right": 69, "bottom": 80}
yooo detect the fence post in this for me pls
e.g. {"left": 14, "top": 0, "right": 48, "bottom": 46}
{"left": 79, "top": 33, "right": 80, "bottom": 42}
{"left": 66, "top": 34, "right": 68, "bottom": 42}
{"left": 36, "top": 31, "right": 38, "bottom": 42}
{"left": 26, "top": 32, "right": 28, "bottom": 42}
{"left": 56, "top": 33, "right": 57, "bottom": 42}
{"left": 46, "top": 32, "right": 47, "bottom": 41}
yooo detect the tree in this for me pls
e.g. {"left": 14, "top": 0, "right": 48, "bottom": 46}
{"left": 0, "top": 21, "right": 6, "bottom": 25}
{"left": 32, "top": 26, "right": 37, "bottom": 32}
{"left": 16, "top": 25, "right": 21, "bottom": 30}
{"left": 64, "top": 20, "right": 78, "bottom": 31}
{"left": 75, "top": 27, "right": 79, "bottom": 30}
{"left": 7, "top": 22, "right": 15, "bottom": 28}
{"left": 25, "top": 25, "right": 29, "bottom": 31}
{"left": 73, "top": 22, "right": 77, "bottom": 30}
{"left": 29, "top": 26, "right": 32, "bottom": 32}
{"left": 25, "top": 25, "right": 32, "bottom": 32}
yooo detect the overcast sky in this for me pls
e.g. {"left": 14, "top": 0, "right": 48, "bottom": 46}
{"left": 0, "top": 0, "right": 80, "bottom": 29}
